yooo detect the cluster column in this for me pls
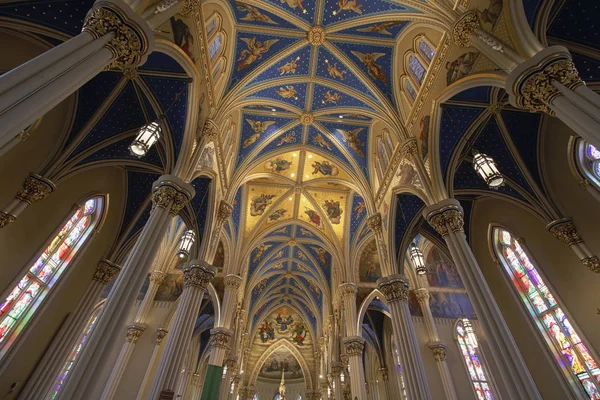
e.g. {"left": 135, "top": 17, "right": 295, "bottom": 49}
{"left": 147, "top": 262, "right": 217, "bottom": 400}
{"left": 377, "top": 275, "right": 431, "bottom": 400}
{"left": 200, "top": 327, "right": 234, "bottom": 400}
{"left": 423, "top": 199, "right": 541, "bottom": 400}
{"left": 136, "top": 329, "right": 169, "bottom": 400}
{"left": 18, "top": 260, "right": 121, "bottom": 400}
{"left": 58, "top": 174, "right": 195, "bottom": 400}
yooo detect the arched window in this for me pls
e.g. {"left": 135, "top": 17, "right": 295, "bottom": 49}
{"left": 418, "top": 38, "right": 435, "bottom": 63}
{"left": 378, "top": 137, "right": 389, "bottom": 165}
{"left": 408, "top": 54, "right": 426, "bottom": 85}
{"left": 455, "top": 319, "right": 495, "bottom": 399}
{"left": 493, "top": 227, "right": 600, "bottom": 398}
{"left": 403, "top": 77, "right": 417, "bottom": 101}
{"left": 0, "top": 197, "right": 103, "bottom": 351}
{"left": 383, "top": 130, "right": 394, "bottom": 155}
{"left": 212, "top": 57, "right": 225, "bottom": 79}
{"left": 209, "top": 32, "right": 224, "bottom": 61}
{"left": 576, "top": 140, "right": 600, "bottom": 189}
{"left": 50, "top": 302, "right": 104, "bottom": 397}
{"left": 205, "top": 13, "right": 221, "bottom": 39}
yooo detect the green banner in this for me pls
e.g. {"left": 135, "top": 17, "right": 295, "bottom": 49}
{"left": 201, "top": 364, "right": 224, "bottom": 400}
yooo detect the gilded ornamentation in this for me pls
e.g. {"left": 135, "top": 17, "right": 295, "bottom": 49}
{"left": 149, "top": 270, "right": 167, "bottom": 285}
{"left": 367, "top": 213, "right": 382, "bottom": 233}
{"left": 0, "top": 212, "right": 16, "bottom": 228}
{"left": 379, "top": 367, "right": 389, "bottom": 382}
{"left": 209, "top": 328, "right": 233, "bottom": 350}
{"left": 224, "top": 274, "right": 243, "bottom": 290}
{"left": 444, "top": 210, "right": 464, "bottom": 233}
{"left": 307, "top": 26, "right": 326, "bottom": 46}
{"left": 581, "top": 256, "right": 600, "bottom": 273}
{"left": 426, "top": 207, "right": 464, "bottom": 237}
{"left": 217, "top": 200, "right": 234, "bottom": 224}
{"left": 414, "top": 288, "right": 430, "bottom": 302}
{"left": 82, "top": 4, "right": 149, "bottom": 71}
{"left": 428, "top": 213, "right": 448, "bottom": 236}
{"left": 513, "top": 55, "right": 583, "bottom": 115}
{"left": 17, "top": 129, "right": 31, "bottom": 141}
{"left": 122, "top": 67, "right": 137, "bottom": 80}
{"left": 377, "top": 275, "right": 410, "bottom": 303}
{"left": 15, "top": 174, "right": 56, "bottom": 205}
{"left": 331, "top": 361, "right": 343, "bottom": 376}
{"left": 340, "top": 353, "right": 349, "bottom": 366}
{"left": 342, "top": 336, "right": 365, "bottom": 356}
{"left": 183, "top": 263, "right": 216, "bottom": 290}
{"left": 179, "top": 0, "right": 200, "bottom": 16}
{"left": 300, "top": 112, "right": 315, "bottom": 126}
{"left": 429, "top": 343, "right": 447, "bottom": 362}
{"left": 452, "top": 11, "right": 480, "bottom": 48}
{"left": 202, "top": 119, "right": 219, "bottom": 142}
{"left": 151, "top": 183, "right": 192, "bottom": 215}
{"left": 93, "top": 259, "right": 121, "bottom": 285}
{"left": 224, "top": 358, "right": 237, "bottom": 369}
{"left": 338, "top": 283, "right": 357, "bottom": 301}
{"left": 156, "top": 328, "right": 168, "bottom": 345}
{"left": 401, "top": 138, "right": 418, "bottom": 158}
{"left": 547, "top": 218, "right": 583, "bottom": 246}
{"left": 126, "top": 325, "right": 145, "bottom": 343}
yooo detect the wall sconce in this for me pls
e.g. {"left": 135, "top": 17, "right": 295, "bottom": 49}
{"left": 472, "top": 149, "right": 504, "bottom": 189}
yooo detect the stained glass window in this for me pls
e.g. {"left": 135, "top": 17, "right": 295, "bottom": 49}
{"left": 408, "top": 54, "right": 426, "bottom": 85}
{"left": 50, "top": 303, "right": 103, "bottom": 398}
{"left": 456, "top": 319, "right": 494, "bottom": 400}
{"left": 378, "top": 138, "right": 389, "bottom": 165}
{"left": 418, "top": 39, "right": 435, "bottom": 62}
{"left": 580, "top": 142, "right": 600, "bottom": 185}
{"left": 494, "top": 227, "right": 600, "bottom": 398}
{"left": 212, "top": 58, "right": 224, "bottom": 79}
{"left": 205, "top": 15, "right": 220, "bottom": 39}
{"left": 404, "top": 77, "right": 417, "bottom": 101}
{"left": 0, "top": 198, "right": 102, "bottom": 351}
{"left": 209, "top": 33, "right": 223, "bottom": 61}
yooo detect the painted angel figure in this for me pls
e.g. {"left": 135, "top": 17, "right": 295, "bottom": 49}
{"left": 333, "top": 0, "right": 363, "bottom": 15}
{"left": 243, "top": 119, "right": 276, "bottom": 148}
{"left": 337, "top": 128, "right": 365, "bottom": 157}
{"left": 237, "top": 3, "right": 277, "bottom": 24}
{"left": 279, "top": 0, "right": 307, "bottom": 14}
{"left": 357, "top": 21, "right": 402, "bottom": 35}
{"left": 351, "top": 51, "right": 388, "bottom": 85}
{"left": 236, "top": 37, "right": 279, "bottom": 71}
{"left": 276, "top": 85, "right": 298, "bottom": 99}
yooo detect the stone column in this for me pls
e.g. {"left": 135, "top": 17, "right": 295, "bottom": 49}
{"left": 377, "top": 275, "right": 431, "bottom": 400}
{"left": 0, "top": 173, "right": 55, "bottom": 228}
{"left": 100, "top": 270, "right": 167, "bottom": 400}
{"left": 423, "top": 199, "right": 541, "bottom": 400}
{"left": 547, "top": 218, "right": 600, "bottom": 273}
{"left": 200, "top": 327, "right": 234, "bottom": 400}
{"left": 367, "top": 214, "right": 393, "bottom": 276}
{"left": 331, "top": 361, "right": 343, "bottom": 400}
{"left": 58, "top": 175, "right": 194, "bottom": 400}
{"left": 338, "top": 283, "right": 358, "bottom": 335}
{"left": 136, "top": 329, "right": 168, "bottom": 400}
{"left": 18, "top": 260, "right": 120, "bottom": 400}
{"left": 342, "top": 336, "right": 368, "bottom": 400}
{"left": 413, "top": 288, "right": 458, "bottom": 400}
{"left": 218, "top": 358, "right": 237, "bottom": 400}
{"left": 148, "top": 262, "right": 216, "bottom": 400}
{"left": 0, "top": 0, "right": 154, "bottom": 152}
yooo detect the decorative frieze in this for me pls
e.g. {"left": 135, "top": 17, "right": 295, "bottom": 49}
{"left": 15, "top": 174, "right": 56, "bottom": 205}
{"left": 93, "top": 259, "right": 121, "bottom": 285}
{"left": 377, "top": 275, "right": 410, "bottom": 303}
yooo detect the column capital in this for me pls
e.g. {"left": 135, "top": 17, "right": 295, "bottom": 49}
{"left": 209, "top": 327, "right": 234, "bottom": 351}
{"left": 156, "top": 328, "right": 168, "bottom": 345}
{"left": 224, "top": 358, "right": 237, "bottom": 369}
{"left": 376, "top": 274, "right": 410, "bottom": 303}
{"left": 224, "top": 274, "right": 243, "bottom": 290}
{"left": 93, "top": 259, "right": 122, "bottom": 285}
{"left": 149, "top": 270, "right": 167, "bottom": 285}
{"left": 201, "top": 119, "right": 219, "bottom": 141}
{"left": 331, "top": 361, "right": 343, "bottom": 376}
{"left": 423, "top": 199, "right": 464, "bottom": 237}
{"left": 507, "top": 46, "right": 583, "bottom": 115}
{"left": 582, "top": 256, "right": 600, "bottom": 273}
{"left": 428, "top": 342, "right": 447, "bottom": 362}
{"left": 151, "top": 175, "right": 195, "bottom": 215}
{"left": 217, "top": 200, "right": 234, "bottom": 223}
{"left": 546, "top": 218, "right": 583, "bottom": 246}
{"left": 342, "top": 336, "right": 366, "bottom": 357}
{"left": 401, "top": 137, "right": 419, "bottom": 158}
{"left": 183, "top": 261, "right": 216, "bottom": 290}
{"left": 379, "top": 366, "right": 389, "bottom": 382}
{"left": 337, "top": 282, "right": 357, "bottom": 301}
{"left": 413, "top": 287, "right": 430, "bottom": 302}
{"left": 340, "top": 353, "right": 349, "bottom": 366}
{"left": 126, "top": 324, "right": 146, "bottom": 343}
{"left": 367, "top": 213, "right": 383, "bottom": 233}
{"left": 82, "top": 0, "right": 154, "bottom": 71}
{"left": 0, "top": 212, "right": 16, "bottom": 228}
{"left": 15, "top": 173, "right": 56, "bottom": 205}
{"left": 452, "top": 11, "right": 480, "bottom": 47}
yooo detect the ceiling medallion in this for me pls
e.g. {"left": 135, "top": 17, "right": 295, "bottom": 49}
{"left": 300, "top": 112, "right": 314, "bottom": 125}
{"left": 288, "top": 239, "right": 297, "bottom": 246}
{"left": 307, "top": 26, "right": 326, "bottom": 46}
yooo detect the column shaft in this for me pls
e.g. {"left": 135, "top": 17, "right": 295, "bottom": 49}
{"left": 136, "top": 329, "right": 168, "bottom": 400}
{"left": 343, "top": 336, "right": 368, "bottom": 400}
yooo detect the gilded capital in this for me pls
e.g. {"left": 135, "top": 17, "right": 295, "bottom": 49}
{"left": 209, "top": 327, "right": 233, "bottom": 350}
{"left": 0, "top": 212, "right": 16, "bottom": 229}
{"left": 15, "top": 174, "right": 56, "bottom": 205}
{"left": 582, "top": 256, "right": 600, "bottom": 273}
{"left": 126, "top": 325, "right": 145, "bottom": 343}
{"left": 429, "top": 343, "right": 447, "bottom": 362}
{"left": 331, "top": 361, "right": 343, "bottom": 376}
{"left": 414, "top": 288, "right": 430, "bottom": 303}
{"left": 183, "top": 262, "right": 217, "bottom": 290}
{"left": 377, "top": 275, "right": 410, "bottom": 303}
{"left": 338, "top": 283, "right": 357, "bottom": 301}
{"left": 547, "top": 218, "right": 583, "bottom": 246}
{"left": 452, "top": 11, "right": 480, "bottom": 47}
{"left": 401, "top": 138, "right": 419, "bottom": 158}
{"left": 217, "top": 200, "right": 234, "bottom": 224}
{"left": 156, "top": 328, "right": 168, "bottom": 345}
{"left": 93, "top": 259, "right": 121, "bottom": 285}
{"left": 367, "top": 213, "right": 383, "bottom": 233}
{"left": 224, "top": 274, "right": 242, "bottom": 290}
{"left": 224, "top": 358, "right": 237, "bottom": 369}
{"left": 82, "top": 1, "right": 151, "bottom": 71}
{"left": 202, "top": 119, "right": 219, "bottom": 142}
{"left": 342, "top": 336, "right": 365, "bottom": 357}
{"left": 151, "top": 182, "right": 192, "bottom": 215}
{"left": 425, "top": 203, "right": 464, "bottom": 237}
{"left": 149, "top": 270, "right": 167, "bottom": 285}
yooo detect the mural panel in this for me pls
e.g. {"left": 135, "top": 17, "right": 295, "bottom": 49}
{"left": 424, "top": 247, "right": 464, "bottom": 288}
{"left": 359, "top": 240, "right": 381, "bottom": 282}
{"left": 259, "top": 348, "right": 303, "bottom": 379}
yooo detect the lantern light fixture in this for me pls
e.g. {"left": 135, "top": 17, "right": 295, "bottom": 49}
{"left": 409, "top": 242, "right": 426, "bottom": 276}
{"left": 177, "top": 230, "right": 195, "bottom": 260}
{"left": 472, "top": 149, "right": 504, "bottom": 189}
{"left": 461, "top": 317, "right": 478, "bottom": 348}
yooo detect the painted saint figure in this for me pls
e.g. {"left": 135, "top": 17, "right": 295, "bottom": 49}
{"left": 312, "top": 160, "right": 339, "bottom": 176}
{"left": 323, "top": 199, "right": 343, "bottom": 224}
{"left": 250, "top": 194, "right": 276, "bottom": 216}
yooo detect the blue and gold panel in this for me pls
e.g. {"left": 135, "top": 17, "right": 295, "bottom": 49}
{"left": 264, "top": 260, "right": 289, "bottom": 275}
{"left": 321, "top": 0, "right": 418, "bottom": 27}
{"left": 291, "top": 261, "right": 318, "bottom": 282}
{"left": 297, "top": 299, "right": 318, "bottom": 331}
{"left": 329, "top": 41, "right": 394, "bottom": 104}
{"left": 261, "top": 0, "right": 317, "bottom": 24}
{"left": 248, "top": 240, "right": 286, "bottom": 275}
{"left": 305, "top": 126, "right": 354, "bottom": 172}
{"left": 349, "top": 194, "right": 367, "bottom": 244}
{"left": 237, "top": 112, "right": 298, "bottom": 165}
{"left": 0, "top": 0, "right": 93, "bottom": 36}
{"left": 438, "top": 104, "right": 486, "bottom": 179}
{"left": 447, "top": 86, "right": 491, "bottom": 104}
{"left": 320, "top": 113, "right": 372, "bottom": 122}
{"left": 252, "top": 297, "right": 284, "bottom": 327}
{"left": 310, "top": 83, "right": 374, "bottom": 112}
{"left": 356, "top": 222, "right": 371, "bottom": 246}
{"left": 394, "top": 193, "right": 425, "bottom": 260}
{"left": 74, "top": 135, "right": 163, "bottom": 169}
{"left": 295, "top": 225, "right": 319, "bottom": 241}
{"left": 243, "top": 104, "right": 295, "bottom": 114}
{"left": 189, "top": 177, "right": 212, "bottom": 243}
{"left": 264, "top": 225, "right": 293, "bottom": 239}
{"left": 118, "top": 171, "right": 159, "bottom": 239}
{"left": 244, "top": 45, "right": 312, "bottom": 89}
{"left": 228, "top": 32, "right": 300, "bottom": 90}
{"left": 263, "top": 245, "right": 290, "bottom": 266}
{"left": 230, "top": 0, "right": 303, "bottom": 30}
{"left": 294, "top": 276, "right": 322, "bottom": 309}
{"left": 300, "top": 243, "right": 331, "bottom": 286}
{"left": 247, "top": 82, "right": 308, "bottom": 110}
{"left": 231, "top": 187, "right": 244, "bottom": 238}
{"left": 315, "top": 47, "right": 380, "bottom": 105}
{"left": 139, "top": 51, "right": 186, "bottom": 74}
{"left": 333, "top": 20, "right": 410, "bottom": 39}
{"left": 318, "top": 120, "right": 369, "bottom": 177}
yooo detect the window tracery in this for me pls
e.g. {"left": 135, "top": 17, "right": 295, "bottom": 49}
{"left": 455, "top": 319, "right": 494, "bottom": 399}
{"left": 402, "top": 35, "right": 437, "bottom": 104}
{"left": 576, "top": 141, "right": 600, "bottom": 189}
{"left": 0, "top": 197, "right": 103, "bottom": 352}
{"left": 493, "top": 227, "right": 600, "bottom": 398}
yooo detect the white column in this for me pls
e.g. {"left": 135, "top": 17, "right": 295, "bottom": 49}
{"left": 0, "top": 0, "right": 154, "bottom": 152}
{"left": 136, "top": 329, "right": 168, "bottom": 400}
{"left": 342, "top": 336, "right": 367, "bottom": 400}
{"left": 218, "top": 358, "right": 237, "bottom": 400}
{"left": 377, "top": 275, "right": 431, "bottom": 400}
{"left": 17, "top": 260, "right": 120, "bottom": 400}
{"left": 0, "top": 173, "right": 55, "bottom": 228}
{"left": 58, "top": 175, "right": 194, "bottom": 400}
{"left": 338, "top": 283, "right": 358, "bottom": 336}
{"left": 100, "top": 270, "right": 167, "bottom": 400}
{"left": 330, "top": 361, "right": 343, "bottom": 400}
{"left": 423, "top": 199, "right": 542, "bottom": 400}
